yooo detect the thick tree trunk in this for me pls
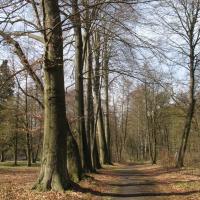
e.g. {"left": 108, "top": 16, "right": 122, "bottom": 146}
{"left": 24, "top": 149, "right": 27, "bottom": 160}
{"left": 72, "top": 0, "right": 92, "bottom": 172}
{"left": 67, "top": 127, "right": 82, "bottom": 182}
{"left": 32, "top": 152, "right": 36, "bottom": 164}
{"left": 1, "top": 151, "right": 5, "bottom": 162}
{"left": 33, "top": 0, "right": 70, "bottom": 191}
{"left": 92, "top": 137, "right": 101, "bottom": 169}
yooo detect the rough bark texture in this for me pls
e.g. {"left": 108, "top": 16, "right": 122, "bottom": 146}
{"left": 67, "top": 125, "right": 82, "bottom": 182}
{"left": 85, "top": 34, "right": 95, "bottom": 171}
{"left": 33, "top": 0, "right": 71, "bottom": 191}
{"left": 93, "top": 31, "right": 109, "bottom": 164}
{"left": 72, "top": 0, "right": 92, "bottom": 172}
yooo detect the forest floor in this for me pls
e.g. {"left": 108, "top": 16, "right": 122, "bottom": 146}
{"left": 0, "top": 162, "right": 200, "bottom": 200}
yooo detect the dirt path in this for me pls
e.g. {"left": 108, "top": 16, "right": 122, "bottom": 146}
{"left": 108, "top": 164, "right": 173, "bottom": 200}
{"left": 1, "top": 163, "right": 200, "bottom": 199}
{"left": 108, "top": 164, "right": 165, "bottom": 200}
{"left": 93, "top": 163, "right": 200, "bottom": 200}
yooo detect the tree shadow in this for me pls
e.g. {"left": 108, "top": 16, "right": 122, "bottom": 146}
{"left": 96, "top": 166, "right": 180, "bottom": 178}
{"left": 73, "top": 164, "right": 200, "bottom": 198}
{"left": 108, "top": 179, "right": 200, "bottom": 187}
{"left": 72, "top": 183, "right": 200, "bottom": 198}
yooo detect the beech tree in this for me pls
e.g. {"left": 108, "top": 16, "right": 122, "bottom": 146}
{"left": 33, "top": 0, "right": 71, "bottom": 191}
{"left": 71, "top": 0, "right": 93, "bottom": 172}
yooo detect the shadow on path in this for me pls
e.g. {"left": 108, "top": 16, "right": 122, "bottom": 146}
{"left": 74, "top": 186, "right": 199, "bottom": 198}
{"left": 73, "top": 164, "right": 200, "bottom": 199}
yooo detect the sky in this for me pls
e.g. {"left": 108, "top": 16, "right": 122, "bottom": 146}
{"left": 0, "top": 0, "right": 199, "bottom": 97}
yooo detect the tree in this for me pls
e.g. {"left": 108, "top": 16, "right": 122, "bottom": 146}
{"left": 71, "top": 0, "right": 93, "bottom": 172}
{"left": 0, "top": 60, "right": 15, "bottom": 162}
{"left": 174, "top": 0, "right": 200, "bottom": 168}
{"left": 93, "top": 30, "right": 109, "bottom": 164}
{"left": 33, "top": 0, "right": 71, "bottom": 191}
{"left": 157, "top": 0, "right": 200, "bottom": 168}
{"left": 0, "top": 60, "right": 14, "bottom": 105}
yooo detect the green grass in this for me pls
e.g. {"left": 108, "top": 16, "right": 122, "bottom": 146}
{"left": 0, "top": 161, "right": 40, "bottom": 168}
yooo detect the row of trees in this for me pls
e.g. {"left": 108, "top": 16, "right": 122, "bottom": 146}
{"left": 0, "top": 0, "right": 140, "bottom": 191}
{"left": 0, "top": 0, "right": 200, "bottom": 192}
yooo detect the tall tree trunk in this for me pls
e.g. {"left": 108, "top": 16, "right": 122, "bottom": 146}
{"left": 93, "top": 31, "right": 109, "bottom": 164}
{"left": 33, "top": 0, "right": 70, "bottom": 191}
{"left": 144, "top": 83, "right": 153, "bottom": 161}
{"left": 176, "top": 37, "right": 196, "bottom": 168}
{"left": 173, "top": 1, "right": 199, "bottom": 168}
{"left": 152, "top": 85, "right": 157, "bottom": 165}
{"left": 14, "top": 131, "right": 18, "bottom": 165}
{"left": 72, "top": 0, "right": 92, "bottom": 172}
{"left": 1, "top": 150, "right": 5, "bottom": 162}
{"left": 97, "top": 107, "right": 109, "bottom": 164}
{"left": 152, "top": 128, "right": 157, "bottom": 164}
{"left": 113, "top": 98, "right": 119, "bottom": 162}
{"left": 103, "top": 40, "right": 111, "bottom": 164}
{"left": 67, "top": 128, "right": 82, "bottom": 182}
{"left": 25, "top": 74, "right": 31, "bottom": 167}
{"left": 84, "top": 32, "right": 96, "bottom": 171}
{"left": 14, "top": 90, "right": 19, "bottom": 166}
{"left": 82, "top": 0, "right": 101, "bottom": 170}
{"left": 92, "top": 137, "right": 101, "bottom": 169}
{"left": 92, "top": 82, "right": 101, "bottom": 169}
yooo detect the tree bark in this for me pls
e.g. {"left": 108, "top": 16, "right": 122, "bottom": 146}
{"left": 103, "top": 38, "right": 112, "bottom": 164}
{"left": 33, "top": 0, "right": 71, "bottom": 191}
{"left": 25, "top": 74, "right": 31, "bottom": 167}
{"left": 176, "top": 59, "right": 195, "bottom": 168}
{"left": 84, "top": 33, "right": 96, "bottom": 171}
{"left": 93, "top": 31, "right": 109, "bottom": 164}
{"left": 67, "top": 127, "right": 82, "bottom": 182}
{"left": 1, "top": 151, "right": 5, "bottom": 162}
{"left": 71, "top": 0, "right": 92, "bottom": 172}
{"left": 14, "top": 90, "right": 19, "bottom": 166}
{"left": 14, "top": 132, "right": 18, "bottom": 165}
{"left": 176, "top": 18, "right": 196, "bottom": 168}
